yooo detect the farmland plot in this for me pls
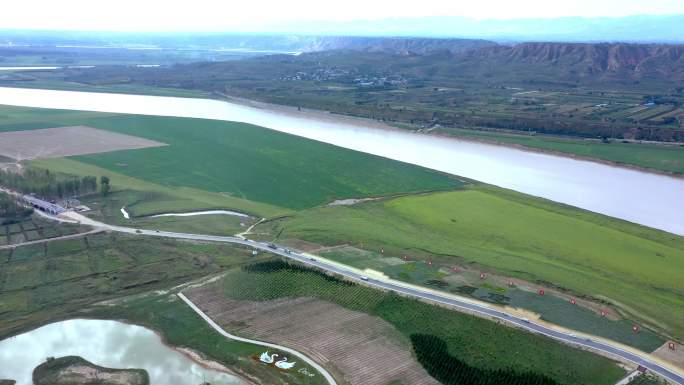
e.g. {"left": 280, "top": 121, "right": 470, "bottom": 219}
{"left": 0, "top": 125, "right": 165, "bottom": 160}
{"left": 186, "top": 283, "right": 439, "bottom": 385}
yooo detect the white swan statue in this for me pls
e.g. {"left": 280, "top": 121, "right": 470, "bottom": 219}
{"left": 275, "top": 357, "right": 296, "bottom": 369}
{"left": 259, "top": 351, "right": 278, "bottom": 364}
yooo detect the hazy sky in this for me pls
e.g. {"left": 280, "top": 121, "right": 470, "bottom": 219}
{"left": 2, "top": 0, "right": 684, "bottom": 31}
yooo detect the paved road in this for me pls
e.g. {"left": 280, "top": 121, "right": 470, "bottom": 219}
{"left": 56, "top": 213, "right": 684, "bottom": 385}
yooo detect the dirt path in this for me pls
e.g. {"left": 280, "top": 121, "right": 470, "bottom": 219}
{"left": 177, "top": 292, "right": 339, "bottom": 385}
{"left": 0, "top": 228, "right": 102, "bottom": 250}
{"left": 185, "top": 285, "right": 439, "bottom": 385}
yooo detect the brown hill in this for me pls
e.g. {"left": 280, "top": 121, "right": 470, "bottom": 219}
{"left": 458, "top": 42, "right": 684, "bottom": 82}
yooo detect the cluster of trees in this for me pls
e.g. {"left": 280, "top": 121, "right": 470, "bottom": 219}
{"left": 411, "top": 334, "right": 559, "bottom": 385}
{"left": 0, "top": 168, "right": 106, "bottom": 199}
{"left": 243, "top": 260, "right": 354, "bottom": 286}
{"left": 0, "top": 191, "right": 33, "bottom": 224}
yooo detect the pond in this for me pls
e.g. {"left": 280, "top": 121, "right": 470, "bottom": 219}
{"left": 0, "top": 319, "right": 245, "bottom": 385}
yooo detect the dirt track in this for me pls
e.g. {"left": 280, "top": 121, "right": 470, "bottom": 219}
{"left": 0, "top": 125, "right": 165, "bottom": 160}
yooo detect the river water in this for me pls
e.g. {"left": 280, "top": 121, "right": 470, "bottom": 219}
{"left": 0, "top": 87, "right": 682, "bottom": 235}
{"left": 0, "top": 319, "right": 245, "bottom": 385}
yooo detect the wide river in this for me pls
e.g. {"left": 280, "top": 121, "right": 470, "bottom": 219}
{"left": 0, "top": 319, "right": 244, "bottom": 385}
{"left": 0, "top": 87, "right": 682, "bottom": 235}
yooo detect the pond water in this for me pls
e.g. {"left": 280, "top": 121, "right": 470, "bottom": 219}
{"left": 151, "top": 210, "right": 250, "bottom": 218}
{"left": 0, "top": 87, "right": 682, "bottom": 235}
{"left": 0, "top": 67, "right": 61, "bottom": 71}
{"left": 0, "top": 319, "right": 245, "bottom": 385}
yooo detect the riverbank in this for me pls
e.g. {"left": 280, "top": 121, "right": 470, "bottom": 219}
{"left": 4, "top": 73, "right": 683, "bottom": 176}
{"left": 1, "top": 87, "right": 682, "bottom": 235}
{"left": 429, "top": 127, "right": 684, "bottom": 178}
{"left": 215, "top": 92, "right": 684, "bottom": 178}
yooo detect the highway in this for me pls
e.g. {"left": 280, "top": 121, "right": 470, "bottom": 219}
{"left": 56, "top": 212, "right": 684, "bottom": 385}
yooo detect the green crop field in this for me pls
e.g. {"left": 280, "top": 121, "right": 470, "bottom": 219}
{"left": 0, "top": 231, "right": 265, "bottom": 340}
{"left": 438, "top": 127, "right": 684, "bottom": 174}
{"left": 259, "top": 186, "right": 684, "bottom": 340}
{"left": 0, "top": 215, "right": 85, "bottom": 246}
{"left": 3, "top": 105, "right": 462, "bottom": 210}
{"left": 31, "top": 158, "right": 286, "bottom": 218}
{"left": 503, "top": 289, "right": 664, "bottom": 351}
{"left": 0, "top": 105, "right": 112, "bottom": 133}
{"left": 217, "top": 260, "right": 625, "bottom": 385}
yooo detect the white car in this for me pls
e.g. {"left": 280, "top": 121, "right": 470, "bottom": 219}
{"left": 360, "top": 276, "right": 369, "bottom": 281}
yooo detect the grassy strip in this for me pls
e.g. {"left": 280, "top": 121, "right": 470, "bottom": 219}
{"left": 220, "top": 261, "right": 625, "bottom": 385}
{"left": 438, "top": 127, "right": 684, "bottom": 175}
{"left": 258, "top": 186, "right": 684, "bottom": 340}
{"left": 3, "top": 81, "right": 213, "bottom": 99}
{"left": 0, "top": 105, "right": 113, "bottom": 133}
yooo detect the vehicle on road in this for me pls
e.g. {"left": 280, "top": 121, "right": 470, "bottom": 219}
{"left": 360, "top": 276, "right": 369, "bottom": 281}
{"left": 267, "top": 243, "right": 277, "bottom": 249}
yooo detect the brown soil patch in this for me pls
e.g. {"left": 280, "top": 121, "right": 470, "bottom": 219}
{"left": 186, "top": 284, "right": 439, "bottom": 385}
{"left": 0, "top": 126, "right": 165, "bottom": 160}
{"left": 652, "top": 341, "right": 684, "bottom": 370}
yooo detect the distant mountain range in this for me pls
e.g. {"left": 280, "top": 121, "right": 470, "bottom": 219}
{"left": 1, "top": 14, "right": 684, "bottom": 52}
{"left": 456, "top": 42, "right": 684, "bottom": 82}
{"left": 297, "top": 36, "right": 496, "bottom": 54}
{"left": 269, "top": 15, "right": 684, "bottom": 43}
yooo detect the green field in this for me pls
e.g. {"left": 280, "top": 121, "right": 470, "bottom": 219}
{"left": 439, "top": 127, "right": 684, "bottom": 174}
{"left": 217, "top": 261, "right": 625, "bottom": 385}
{"left": 259, "top": 186, "right": 684, "bottom": 340}
{"left": 0, "top": 105, "right": 111, "bottom": 133}
{"left": 1, "top": 105, "right": 462, "bottom": 211}
{"left": 31, "top": 158, "right": 286, "bottom": 218}
{"left": 0, "top": 215, "right": 85, "bottom": 246}
{"left": 0, "top": 231, "right": 265, "bottom": 340}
